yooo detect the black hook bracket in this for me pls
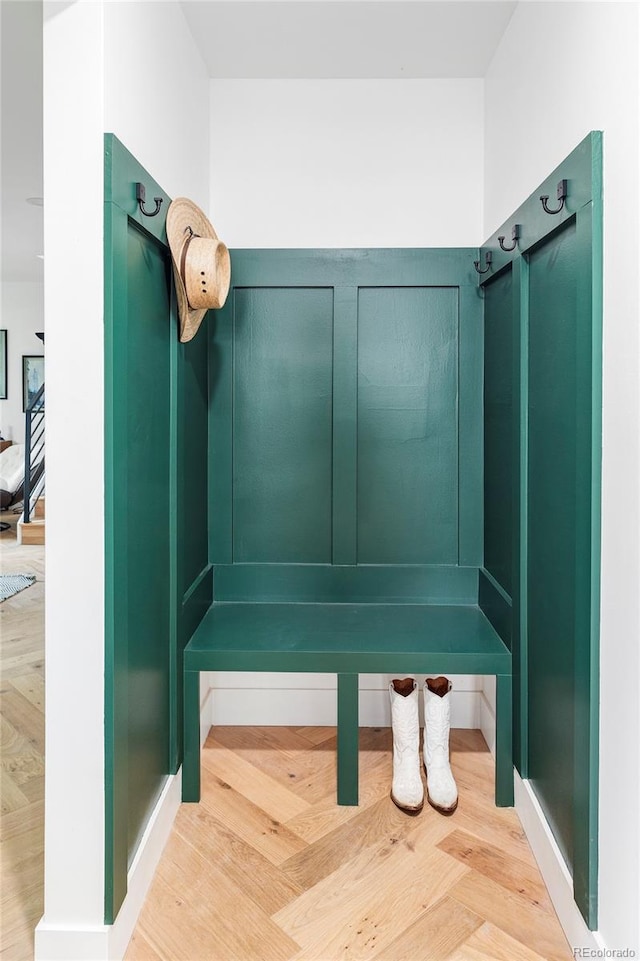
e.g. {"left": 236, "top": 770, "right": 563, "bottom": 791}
{"left": 473, "top": 250, "right": 492, "bottom": 275}
{"left": 136, "top": 182, "right": 163, "bottom": 218}
{"left": 540, "top": 179, "right": 567, "bottom": 215}
{"left": 498, "top": 224, "right": 520, "bottom": 252}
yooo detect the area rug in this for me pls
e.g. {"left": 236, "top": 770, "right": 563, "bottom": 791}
{"left": 0, "top": 573, "right": 36, "bottom": 602}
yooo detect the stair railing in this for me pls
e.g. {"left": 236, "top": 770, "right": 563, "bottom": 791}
{"left": 23, "top": 382, "right": 45, "bottom": 524}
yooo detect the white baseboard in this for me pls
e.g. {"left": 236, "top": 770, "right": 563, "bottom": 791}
{"left": 209, "top": 686, "right": 483, "bottom": 729}
{"left": 34, "top": 773, "right": 182, "bottom": 961}
{"left": 34, "top": 689, "right": 215, "bottom": 961}
{"left": 479, "top": 690, "right": 496, "bottom": 755}
{"left": 514, "top": 771, "right": 600, "bottom": 952}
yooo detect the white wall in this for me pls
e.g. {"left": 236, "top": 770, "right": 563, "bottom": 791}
{"left": 209, "top": 79, "right": 484, "bottom": 247}
{"left": 484, "top": 3, "right": 640, "bottom": 953}
{"left": 103, "top": 1, "right": 209, "bottom": 207}
{"left": 206, "top": 78, "right": 486, "bottom": 728}
{"left": 0, "top": 282, "right": 44, "bottom": 445}
{"left": 38, "top": 2, "right": 210, "bottom": 957}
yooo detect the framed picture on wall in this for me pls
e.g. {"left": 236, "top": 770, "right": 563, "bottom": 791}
{"left": 0, "top": 330, "right": 6, "bottom": 399}
{"left": 22, "top": 355, "right": 44, "bottom": 411}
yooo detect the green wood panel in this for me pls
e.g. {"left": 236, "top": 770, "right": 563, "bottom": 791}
{"left": 172, "top": 323, "right": 212, "bottom": 774}
{"left": 458, "top": 285, "right": 484, "bottom": 566}
{"left": 186, "top": 602, "right": 511, "bottom": 676}
{"left": 232, "top": 287, "right": 334, "bottom": 563}
{"left": 213, "top": 563, "right": 478, "bottom": 603}
{"left": 332, "top": 287, "right": 358, "bottom": 565}
{"left": 483, "top": 267, "right": 514, "bottom": 595}
{"left": 478, "top": 568, "right": 512, "bottom": 649}
{"left": 209, "top": 301, "right": 234, "bottom": 564}
{"left": 124, "top": 219, "right": 172, "bottom": 862}
{"left": 104, "top": 134, "right": 212, "bottom": 921}
{"left": 482, "top": 133, "right": 602, "bottom": 926}
{"left": 357, "top": 286, "right": 459, "bottom": 564}
{"left": 180, "top": 332, "right": 210, "bottom": 591}
{"left": 527, "top": 218, "right": 578, "bottom": 873}
{"left": 227, "top": 247, "right": 477, "bottom": 289}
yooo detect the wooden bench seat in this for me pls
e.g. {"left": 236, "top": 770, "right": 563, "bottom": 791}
{"left": 182, "top": 601, "right": 513, "bottom": 808}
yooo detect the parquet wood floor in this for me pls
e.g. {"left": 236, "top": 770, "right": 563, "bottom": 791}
{"left": 126, "top": 726, "right": 573, "bottom": 961}
{"left": 0, "top": 512, "right": 45, "bottom": 961}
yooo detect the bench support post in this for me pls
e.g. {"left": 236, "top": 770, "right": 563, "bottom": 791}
{"left": 495, "top": 672, "right": 514, "bottom": 806}
{"left": 337, "top": 673, "right": 359, "bottom": 805}
{"left": 182, "top": 668, "right": 201, "bottom": 802}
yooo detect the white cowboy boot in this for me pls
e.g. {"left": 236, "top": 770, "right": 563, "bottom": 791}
{"left": 423, "top": 677, "right": 458, "bottom": 813}
{"left": 389, "top": 678, "right": 424, "bottom": 813}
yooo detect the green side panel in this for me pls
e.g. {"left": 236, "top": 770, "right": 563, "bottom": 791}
{"left": 214, "top": 563, "right": 478, "bottom": 604}
{"left": 124, "top": 220, "right": 172, "bottom": 862}
{"left": 232, "top": 288, "right": 334, "bottom": 563}
{"left": 483, "top": 268, "right": 514, "bottom": 596}
{"left": 357, "top": 286, "right": 459, "bottom": 564}
{"left": 527, "top": 218, "right": 578, "bottom": 872}
{"left": 180, "top": 331, "right": 210, "bottom": 591}
{"left": 173, "top": 323, "right": 212, "bottom": 773}
{"left": 478, "top": 568, "right": 512, "bottom": 649}
{"left": 104, "top": 134, "right": 212, "bottom": 921}
{"left": 483, "top": 133, "right": 602, "bottom": 926}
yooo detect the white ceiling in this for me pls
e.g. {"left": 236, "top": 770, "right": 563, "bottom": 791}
{"left": 181, "top": 1, "right": 517, "bottom": 79}
{"left": 0, "top": 0, "right": 517, "bottom": 284}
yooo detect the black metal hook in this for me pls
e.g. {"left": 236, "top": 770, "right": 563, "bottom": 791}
{"left": 473, "top": 250, "right": 492, "bottom": 275}
{"left": 498, "top": 224, "right": 520, "bottom": 252}
{"left": 136, "top": 182, "right": 163, "bottom": 218}
{"left": 540, "top": 179, "right": 567, "bottom": 215}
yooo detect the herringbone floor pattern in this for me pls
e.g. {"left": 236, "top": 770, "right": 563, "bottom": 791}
{"left": 0, "top": 512, "right": 45, "bottom": 961}
{"left": 126, "top": 726, "right": 573, "bottom": 961}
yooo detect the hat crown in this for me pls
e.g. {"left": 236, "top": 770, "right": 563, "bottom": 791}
{"left": 166, "top": 197, "right": 231, "bottom": 342}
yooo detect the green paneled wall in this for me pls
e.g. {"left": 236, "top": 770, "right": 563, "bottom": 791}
{"left": 357, "top": 287, "right": 458, "bottom": 565}
{"left": 528, "top": 220, "right": 578, "bottom": 870}
{"left": 104, "top": 135, "right": 212, "bottom": 922}
{"left": 480, "top": 131, "right": 602, "bottom": 927}
{"left": 210, "top": 250, "right": 482, "bottom": 583}
{"left": 233, "top": 287, "right": 334, "bottom": 563}
{"left": 124, "top": 221, "right": 171, "bottom": 863}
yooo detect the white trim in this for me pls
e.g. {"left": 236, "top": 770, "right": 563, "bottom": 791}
{"left": 514, "top": 771, "right": 600, "bottom": 952}
{"left": 209, "top": 687, "right": 482, "bottom": 729}
{"left": 479, "top": 689, "right": 496, "bottom": 755}
{"left": 34, "top": 692, "right": 214, "bottom": 961}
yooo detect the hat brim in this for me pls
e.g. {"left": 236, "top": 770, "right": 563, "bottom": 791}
{"left": 166, "top": 198, "right": 221, "bottom": 343}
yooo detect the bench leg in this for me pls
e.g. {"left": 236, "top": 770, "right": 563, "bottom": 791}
{"left": 182, "top": 668, "right": 201, "bottom": 803}
{"left": 337, "top": 673, "right": 359, "bottom": 806}
{"left": 495, "top": 672, "right": 514, "bottom": 806}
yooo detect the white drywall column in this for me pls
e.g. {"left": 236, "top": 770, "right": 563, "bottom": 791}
{"left": 103, "top": 1, "right": 210, "bottom": 206}
{"left": 39, "top": 0, "right": 106, "bottom": 940}
{"left": 39, "top": 4, "right": 211, "bottom": 956}
{"left": 484, "top": 3, "right": 640, "bottom": 952}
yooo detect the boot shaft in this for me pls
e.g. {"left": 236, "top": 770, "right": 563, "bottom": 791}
{"left": 423, "top": 678, "right": 452, "bottom": 768}
{"left": 389, "top": 679, "right": 420, "bottom": 754}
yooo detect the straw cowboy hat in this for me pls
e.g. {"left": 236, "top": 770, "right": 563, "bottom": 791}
{"left": 166, "top": 198, "right": 231, "bottom": 342}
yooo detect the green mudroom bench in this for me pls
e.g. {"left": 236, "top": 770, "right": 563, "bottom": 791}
{"left": 181, "top": 573, "right": 513, "bottom": 808}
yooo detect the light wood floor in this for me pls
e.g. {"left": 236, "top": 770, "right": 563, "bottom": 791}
{"left": 126, "top": 726, "right": 573, "bottom": 961}
{"left": 0, "top": 512, "right": 45, "bottom": 961}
